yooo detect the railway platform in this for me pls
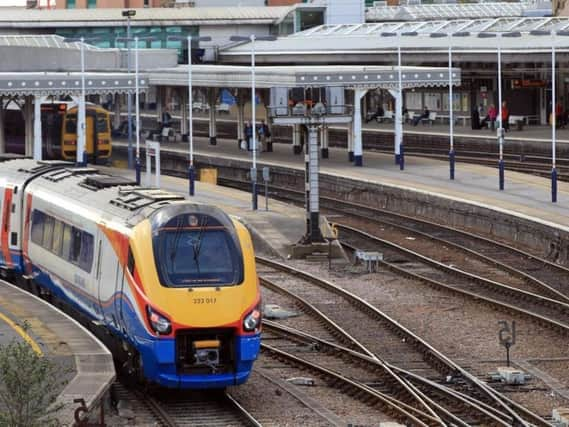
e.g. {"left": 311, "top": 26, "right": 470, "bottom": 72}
{"left": 114, "top": 135, "right": 569, "bottom": 232}
{"left": 0, "top": 279, "right": 115, "bottom": 424}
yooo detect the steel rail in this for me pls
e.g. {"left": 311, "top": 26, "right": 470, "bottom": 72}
{"left": 261, "top": 275, "right": 448, "bottom": 423}
{"left": 256, "top": 256, "right": 547, "bottom": 427}
{"left": 261, "top": 343, "right": 436, "bottom": 427}
{"left": 337, "top": 224, "right": 569, "bottom": 335}
{"left": 261, "top": 276, "right": 443, "bottom": 423}
{"left": 224, "top": 392, "right": 264, "bottom": 427}
{"left": 264, "top": 320, "right": 510, "bottom": 427}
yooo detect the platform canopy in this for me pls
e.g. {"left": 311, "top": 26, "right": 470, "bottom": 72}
{"left": 149, "top": 64, "right": 460, "bottom": 90}
{"left": 366, "top": 2, "right": 550, "bottom": 21}
{"left": 0, "top": 72, "right": 148, "bottom": 97}
{"left": 221, "top": 17, "right": 569, "bottom": 64}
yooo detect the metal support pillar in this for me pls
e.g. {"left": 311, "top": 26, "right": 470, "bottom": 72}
{"left": 77, "top": 93, "right": 87, "bottom": 166}
{"left": 267, "top": 119, "right": 273, "bottom": 152}
{"left": 24, "top": 95, "right": 34, "bottom": 158}
{"left": 180, "top": 89, "right": 188, "bottom": 141}
{"left": 305, "top": 125, "right": 323, "bottom": 243}
{"left": 156, "top": 87, "right": 163, "bottom": 126}
{"left": 0, "top": 98, "right": 5, "bottom": 154}
{"left": 293, "top": 124, "right": 302, "bottom": 154}
{"left": 388, "top": 89, "right": 403, "bottom": 165}
{"left": 347, "top": 121, "right": 354, "bottom": 162}
{"left": 320, "top": 125, "right": 329, "bottom": 158}
{"left": 237, "top": 90, "right": 245, "bottom": 148}
{"left": 353, "top": 88, "right": 367, "bottom": 166}
{"left": 33, "top": 95, "right": 47, "bottom": 161}
{"left": 113, "top": 94, "right": 122, "bottom": 131}
{"left": 208, "top": 88, "right": 217, "bottom": 145}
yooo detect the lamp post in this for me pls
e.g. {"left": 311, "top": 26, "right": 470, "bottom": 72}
{"left": 479, "top": 32, "right": 521, "bottom": 191}
{"left": 63, "top": 36, "right": 101, "bottom": 166}
{"left": 381, "top": 31, "right": 421, "bottom": 170}
{"left": 117, "top": 35, "right": 156, "bottom": 185}
{"left": 122, "top": 9, "right": 136, "bottom": 170}
{"left": 430, "top": 31, "right": 469, "bottom": 180}
{"left": 529, "top": 30, "right": 569, "bottom": 202}
{"left": 230, "top": 34, "right": 276, "bottom": 211}
{"left": 168, "top": 35, "right": 211, "bottom": 196}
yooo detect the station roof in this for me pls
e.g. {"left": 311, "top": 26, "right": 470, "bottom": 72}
{"left": 0, "top": 72, "right": 148, "bottom": 97}
{"left": 221, "top": 17, "right": 569, "bottom": 64}
{"left": 0, "top": 34, "right": 109, "bottom": 51}
{"left": 366, "top": 2, "right": 551, "bottom": 21}
{"left": 148, "top": 64, "right": 460, "bottom": 90}
{"left": 0, "top": 6, "right": 292, "bottom": 28}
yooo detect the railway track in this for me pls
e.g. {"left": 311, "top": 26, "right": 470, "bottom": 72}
{"left": 337, "top": 223, "right": 569, "bottom": 334}
{"left": 111, "top": 381, "right": 261, "bottom": 426}
{"left": 257, "top": 256, "right": 548, "bottom": 426}
{"left": 263, "top": 321, "right": 512, "bottom": 427}
{"left": 219, "top": 177, "right": 569, "bottom": 303}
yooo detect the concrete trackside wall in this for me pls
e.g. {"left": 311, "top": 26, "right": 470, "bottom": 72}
{"left": 113, "top": 144, "right": 569, "bottom": 265}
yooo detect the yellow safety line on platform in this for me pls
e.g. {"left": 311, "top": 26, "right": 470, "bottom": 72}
{"left": 0, "top": 311, "right": 43, "bottom": 356}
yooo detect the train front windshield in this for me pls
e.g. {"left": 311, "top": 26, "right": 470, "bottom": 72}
{"left": 152, "top": 212, "right": 244, "bottom": 288}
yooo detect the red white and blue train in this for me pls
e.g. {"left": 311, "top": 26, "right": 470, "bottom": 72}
{"left": 0, "top": 158, "right": 261, "bottom": 389}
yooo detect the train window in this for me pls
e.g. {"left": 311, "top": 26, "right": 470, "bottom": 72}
{"left": 31, "top": 210, "right": 45, "bottom": 245}
{"left": 153, "top": 221, "right": 242, "bottom": 287}
{"left": 96, "top": 113, "right": 108, "bottom": 133}
{"left": 62, "top": 224, "right": 72, "bottom": 260}
{"left": 65, "top": 114, "right": 77, "bottom": 134}
{"left": 79, "top": 232, "right": 94, "bottom": 272}
{"left": 51, "top": 220, "right": 64, "bottom": 255}
{"left": 42, "top": 216, "right": 55, "bottom": 250}
{"left": 70, "top": 227, "right": 82, "bottom": 264}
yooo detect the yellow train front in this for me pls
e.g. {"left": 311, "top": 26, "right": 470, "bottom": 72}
{"left": 61, "top": 104, "right": 112, "bottom": 163}
{"left": 126, "top": 203, "right": 262, "bottom": 388}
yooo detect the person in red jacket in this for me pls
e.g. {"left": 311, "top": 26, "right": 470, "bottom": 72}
{"left": 480, "top": 104, "right": 497, "bottom": 130}
{"left": 501, "top": 101, "right": 510, "bottom": 132}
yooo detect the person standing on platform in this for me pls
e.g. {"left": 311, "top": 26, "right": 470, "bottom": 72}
{"left": 244, "top": 121, "right": 253, "bottom": 151}
{"left": 501, "top": 101, "right": 510, "bottom": 132}
{"left": 555, "top": 101, "right": 565, "bottom": 128}
{"left": 257, "top": 120, "right": 265, "bottom": 152}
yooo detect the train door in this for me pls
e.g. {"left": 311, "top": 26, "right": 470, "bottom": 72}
{"left": 85, "top": 112, "right": 95, "bottom": 161}
{"left": 96, "top": 232, "right": 121, "bottom": 331}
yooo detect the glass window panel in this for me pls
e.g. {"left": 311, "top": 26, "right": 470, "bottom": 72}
{"left": 70, "top": 227, "right": 82, "bottom": 264}
{"left": 62, "top": 224, "right": 72, "bottom": 261}
{"left": 79, "top": 232, "right": 94, "bottom": 272}
{"left": 42, "top": 216, "right": 54, "bottom": 249}
{"left": 51, "top": 220, "right": 63, "bottom": 255}
{"left": 31, "top": 210, "right": 45, "bottom": 245}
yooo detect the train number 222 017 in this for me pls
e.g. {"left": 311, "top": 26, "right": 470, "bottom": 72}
{"left": 193, "top": 298, "right": 217, "bottom": 304}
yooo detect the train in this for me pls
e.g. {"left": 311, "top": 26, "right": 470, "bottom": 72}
{"left": 4, "top": 101, "right": 112, "bottom": 163}
{"left": 0, "top": 159, "right": 261, "bottom": 389}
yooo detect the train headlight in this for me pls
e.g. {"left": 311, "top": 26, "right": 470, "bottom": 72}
{"left": 146, "top": 306, "right": 172, "bottom": 335}
{"left": 243, "top": 306, "right": 262, "bottom": 332}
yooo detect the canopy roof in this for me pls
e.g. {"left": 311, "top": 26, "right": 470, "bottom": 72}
{"left": 0, "top": 72, "right": 148, "bottom": 97}
{"left": 222, "top": 17, "right": 569, "bottom": 63}
{"left": 366, "top": 2, "right": 551, "bottom": 21}
{"left": 148, "top": 64, "right": 460, "bottom": 90}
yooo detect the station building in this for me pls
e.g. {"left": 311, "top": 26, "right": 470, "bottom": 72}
{"left": 1, "top": 1, "right": 569, "bottom": 127}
